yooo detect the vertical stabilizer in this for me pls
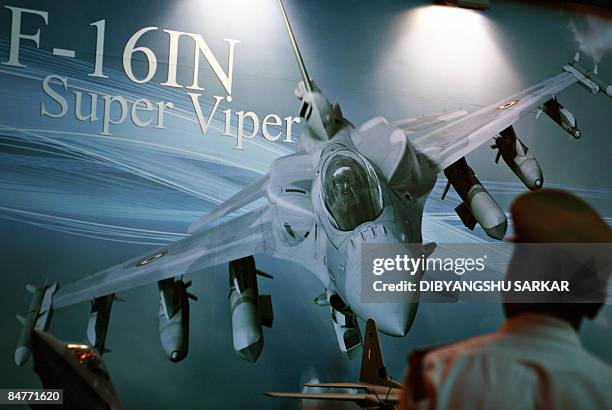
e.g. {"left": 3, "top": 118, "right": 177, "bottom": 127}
{"left": 278, "top": 0, "right": 312, "bottom": 93}
{"left": 359, "top": 319, "right": 399, "bottom": 387}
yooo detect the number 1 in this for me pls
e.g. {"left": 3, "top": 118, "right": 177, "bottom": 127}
{"left": 89, "top": 19, "right": 108, "bottom": 78}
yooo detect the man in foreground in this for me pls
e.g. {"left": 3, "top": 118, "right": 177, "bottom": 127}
{"left": 400, "top": 189, "right": 612, "bottom": 410}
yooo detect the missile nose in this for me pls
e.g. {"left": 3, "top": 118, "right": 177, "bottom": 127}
{"left": 170, "top": 351, "right": 179, "bottom": 362}
{"left": 237, "top": 341, "right": 263, "bottom": 363}
{"left": 15, "top": 346, "right": 30, "bottom": 366}
{"left": 517, "top": 159, "right": 544, "bottom": 191}
{"left": 534, "top": 179, "right": 543, "bottom": 189}
{"left": 484, "top": 220, "right": 508, "bottom": 240}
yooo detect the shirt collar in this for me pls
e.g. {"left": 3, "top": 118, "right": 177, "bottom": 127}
{"left": 500, "top": 313, "right": 582, "bottom": 347}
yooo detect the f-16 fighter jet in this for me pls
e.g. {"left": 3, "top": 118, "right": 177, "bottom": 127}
{"left": 15, "top": 0, "right": 612, "bottom": 365}
{"left": 266, "top": 318, "right": 402, "bottom": 409}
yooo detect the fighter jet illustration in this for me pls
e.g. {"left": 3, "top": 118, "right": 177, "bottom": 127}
{"left": 29, "top": 330, "right": 123, "bottom": 410}
{"left": 266, "top": 318, "right": 402, "bottom": 409}
{"left": 15, "top": 0, "right": 612, "bottom": 365}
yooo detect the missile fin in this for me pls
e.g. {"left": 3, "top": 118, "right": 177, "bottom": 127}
{"left": 256, "top": 269, "right": 274, "bottom": 279}
{"left": 441, "top": 180, "right": 451, "bottom": 201}
{"left": 422, "top": 242, "right": 437, "bottom": 258}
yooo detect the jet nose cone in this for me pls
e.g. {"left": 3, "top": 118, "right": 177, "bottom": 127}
{"left": 371, "top": 303, "right": 417, "bottom": 337}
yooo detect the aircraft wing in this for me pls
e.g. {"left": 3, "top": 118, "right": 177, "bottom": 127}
{"left": 52, "top": 207, "right": 273, "bottom": 308}
{"left": 410, "top": 71, "right": 578, "bottom": 171}
{"left": 392, "top": 109, "right": 468, "bottom": 134}
{"left": 187, "top": 175, "right": 269, "bottom": 234}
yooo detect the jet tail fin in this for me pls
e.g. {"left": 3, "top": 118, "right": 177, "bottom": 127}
{"left": 278, "top": 0, "right": 312, "bottom": 93}
{"left": 359, "top": 319, "right": 400, "bottom": 388}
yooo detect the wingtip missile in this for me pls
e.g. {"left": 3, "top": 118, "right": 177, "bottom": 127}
{"left": 564, "top": 55, "right": 611, "bottom": 98}
{"left": 15, "top": 283, "right": 58, "bottom": 366}
{"left": 14, "top": 346, "right": 30, "bottom": 366}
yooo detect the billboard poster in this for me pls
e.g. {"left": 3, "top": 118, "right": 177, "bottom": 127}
{"left": 1, "top": 1, "right": 610, "bottom": 409}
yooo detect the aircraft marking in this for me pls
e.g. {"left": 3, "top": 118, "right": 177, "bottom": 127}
{"left": 135, "top": 251, "right": 167, "bottom": 267}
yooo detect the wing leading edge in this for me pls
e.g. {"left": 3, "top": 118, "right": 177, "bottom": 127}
{"left": 411, "top": 71, "right": 578, "bottom": 171}
{"left": 53, "top": 207, "right": 273, "bottom": 309}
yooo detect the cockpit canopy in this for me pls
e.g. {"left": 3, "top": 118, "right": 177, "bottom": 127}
{"left": 321, "top": 150, "right": 383, "bottom": 231}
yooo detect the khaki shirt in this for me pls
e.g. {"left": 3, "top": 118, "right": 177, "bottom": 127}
{"left": 401, "top": 313, "right": 612, "bottom": 410}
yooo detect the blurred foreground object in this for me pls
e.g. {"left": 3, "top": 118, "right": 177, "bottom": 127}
{"left": 30, "top": 331, "right": 123, "bottom": 410}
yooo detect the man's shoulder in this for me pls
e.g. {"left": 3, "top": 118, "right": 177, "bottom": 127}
{"left": 577, "top": 349, "right": 612, "bottom": 378}
{"left": 424, "top": 332, "right": 504, "bottom": 363}
{"left": 423, "top": 330, "right": 611, "bottom": 378}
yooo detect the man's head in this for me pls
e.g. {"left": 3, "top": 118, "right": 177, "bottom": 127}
{"left": 503, "top": 189, "right": 612, "bottom": 329}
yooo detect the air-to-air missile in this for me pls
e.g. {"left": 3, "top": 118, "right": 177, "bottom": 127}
{"left": 30, "top": 330, "right": 122, "bottom": 410}
{"left": 15, "top": 283, "right": 57, "bottom": 366}
{"left": 564, "top": 53, "right": 612, "bottom": 98}
{"left": 539, "top": 53, "right": 612, "bottom": 140}
{"left": 539, "top": 97, "right": 581, "bottom": 139}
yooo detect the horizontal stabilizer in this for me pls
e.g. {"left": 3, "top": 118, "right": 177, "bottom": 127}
{"left": 265, "top": 392, "right": 369, "bottom": 402}
{"left": 304, "top": 382, "right": 368, "bottom": 389}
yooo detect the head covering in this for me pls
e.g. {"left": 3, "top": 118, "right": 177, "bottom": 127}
{"left": 511, "top": 188, "right": 612, "bottom": 243}
{"left": 503, "top": 189, "right": 611, "bottom": 314}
